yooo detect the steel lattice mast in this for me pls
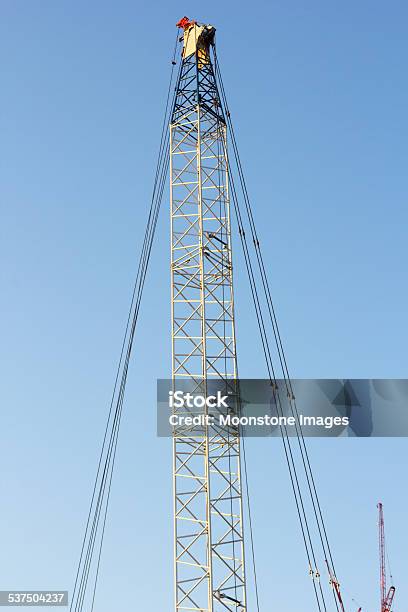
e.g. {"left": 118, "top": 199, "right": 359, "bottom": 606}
{"left": 170, "top": 18, "right": 247, "bottom": 612}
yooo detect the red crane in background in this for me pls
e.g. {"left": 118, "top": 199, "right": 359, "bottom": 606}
{"left": 378, "top": 503, "right": 396, "bottom": 612}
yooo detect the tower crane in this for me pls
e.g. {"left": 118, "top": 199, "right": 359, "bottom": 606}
{"left": 378, "top": 503, "right": 395, "bottom": 612}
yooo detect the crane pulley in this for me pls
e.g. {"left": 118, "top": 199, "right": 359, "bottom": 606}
{"left": 326, "top": 560, "right": 346, "bottom": 612}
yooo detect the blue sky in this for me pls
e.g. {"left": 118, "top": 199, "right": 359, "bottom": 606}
{"left": 0, "top": 1, "right": 407, "bottom": 611}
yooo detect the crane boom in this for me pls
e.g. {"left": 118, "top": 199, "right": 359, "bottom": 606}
{"left": 171, "top": 17, "right": 247, "bottom": 611}
{"left": 378, "top": 502, "right": 395, "bottom": 612}
{"left": 378, "top": 502, "right": 386, "bottom": 609}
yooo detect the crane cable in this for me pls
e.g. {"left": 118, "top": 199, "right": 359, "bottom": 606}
{"left": 210, "top": 62, "right": 328, "bottom": 612}
{"left": 226, "top": 136, "right": 328, "bottom": 612}
{"left": 214, "top": 44, "right": 343, "bottom": 611}
{"left": 222, "top": 64, "right": 342, "bottom": 591}
{"left": 211, "top": 47, "right": 325, "bottom": 612}
{"left": 213, "top": 43, "right": 345, "bottom": 611}
{"left": 210, "top": 56, "right": 264, "bottom": 612}
{"left": 70, "top": 33, "right": 181, "bottom": 612}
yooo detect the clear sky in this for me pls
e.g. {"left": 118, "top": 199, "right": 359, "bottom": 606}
{"left": 0, "top": 1, "right": 407, "bottom": 611}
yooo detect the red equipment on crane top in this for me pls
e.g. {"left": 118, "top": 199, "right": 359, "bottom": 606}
{"left": 176, "top": 16, "right": 196, "bottom": 30}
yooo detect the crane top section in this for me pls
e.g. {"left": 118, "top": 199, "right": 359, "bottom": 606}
{"left": 176, "top": 16, "right": 216, "bottom": 64}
